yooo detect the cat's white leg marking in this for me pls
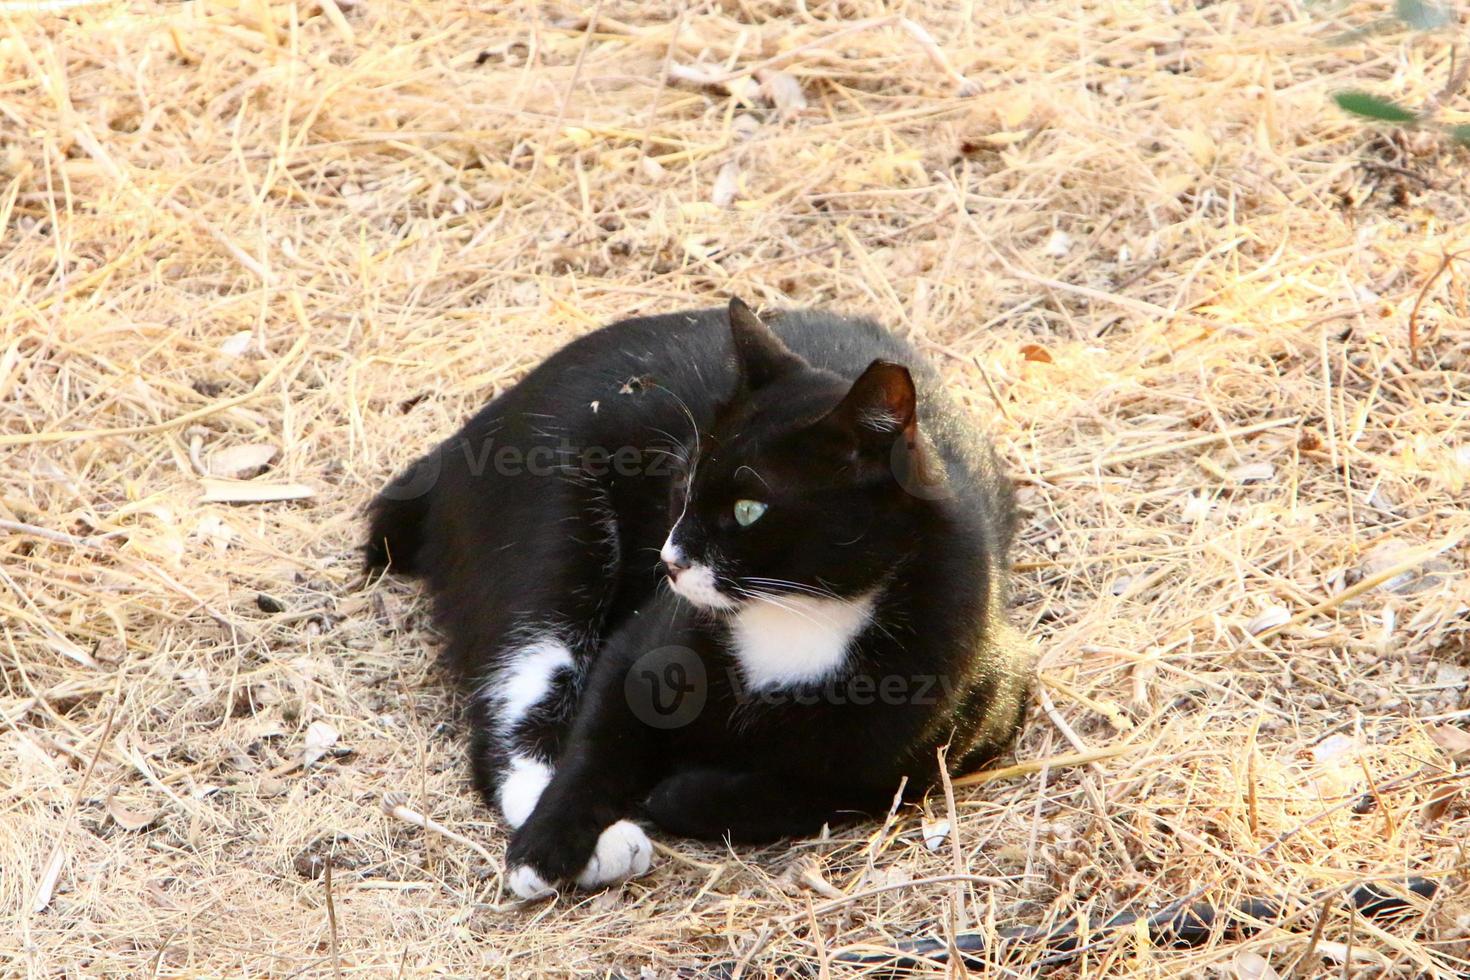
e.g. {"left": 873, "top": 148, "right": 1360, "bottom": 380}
{"left": 498, "top": 754, "right": 553, "bottom": 829}
{"left": 730, "top": 592, "right": 878, "bottom": 690}
{"left": 478, "top": 635, "right": 573, "bottom": 827}
{"left": 573, "top": 820, "right": 654, "bottom": 889}
{"left": 489, "top": 636, "right": 573, "bottom": 731}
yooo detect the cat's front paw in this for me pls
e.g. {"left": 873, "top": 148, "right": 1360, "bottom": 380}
{"left": 507, "top": 864, "right": 554, "bottom": 900}
{"left": 574, "top": 820, "right": 654, "bottom": 889}
{"left": 506, "top": 819, "right": 654, "bottom": 899}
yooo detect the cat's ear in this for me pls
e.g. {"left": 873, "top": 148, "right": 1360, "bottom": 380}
{"left": 827, "top": 360, "right": 917, "bottom": 445}
{"left": 728, "top": 297, "right": 805, "bottom": 389}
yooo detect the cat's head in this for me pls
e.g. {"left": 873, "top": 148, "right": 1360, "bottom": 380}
{"left": 661, "top": 298, "right": 941, "bottom": 612}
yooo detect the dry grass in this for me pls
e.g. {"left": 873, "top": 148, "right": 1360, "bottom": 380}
{"left": 2, "top": 0, "right": 1469, "bottom": 976}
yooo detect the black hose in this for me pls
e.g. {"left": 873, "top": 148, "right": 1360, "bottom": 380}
{"left": 831, "top": 876, "right": 1439, "bottom": 974}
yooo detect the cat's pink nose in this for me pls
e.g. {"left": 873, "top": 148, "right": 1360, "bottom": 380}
{"left": 660, "top": 537, "right": 689, "bottom": 578}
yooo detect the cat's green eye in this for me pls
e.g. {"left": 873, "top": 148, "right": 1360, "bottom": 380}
{"left": 733, "top": 499, "right": 768, "bottom": 527}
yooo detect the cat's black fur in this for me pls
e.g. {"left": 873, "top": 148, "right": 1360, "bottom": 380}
{"left": 365, "top": 299, "right": 1031, "bottom": 892}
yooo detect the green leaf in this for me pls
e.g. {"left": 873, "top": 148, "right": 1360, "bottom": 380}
{"left": 1394, "top": 0, "right": 1452, "bottom": 29}
{"left": 1333, "top": 90, "right": 1419, "bottom": 123}
{"left": 1449, "top": 124, "right": 1470, "bottom": 147}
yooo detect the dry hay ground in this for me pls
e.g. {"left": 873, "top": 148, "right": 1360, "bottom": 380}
{"left": 2, "top": 0, "right": 1470, "bottom": 976}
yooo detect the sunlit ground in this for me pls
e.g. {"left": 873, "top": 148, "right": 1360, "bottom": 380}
{"left": 2, "top": 1, "right": 1468, "bottom": 975}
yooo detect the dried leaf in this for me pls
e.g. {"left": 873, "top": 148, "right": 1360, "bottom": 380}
{"left": 1228, "top": 462, "right": 1275, "bottom": 484}
{"left": 711, "top": 161, "right": 740, "bottom": 208}
{"left": 1244, "top": 605, "right": 1290, "bottom": 635}
{"left": 1433, "top": 662, "right": 1470, "bottom": 687}
{"left": 200, "top": 478, "right": 315, "bottom": 504}
{"left": 726, "top": 76, "right": 761, "bottom": 107}
{"left": 32, "top": 845, "right": 64, "bottom": 912}
{"left": 176, "top": 668, "right": 211, "bottom": 699}
{"left": 1232, "top": 950, "right": 1280, "bottom": 980}
{"left": 998, "top": 89, "right": 1033, "bottom": 129}
{"left": 302, "top": 720, "right": 339, "bottom": 767}
{"left": 732, "top": 113, "right": 761, "bottom": 141}
{"left": 207, "top": 443, "right": 277, "bottom": 478}
{"left": 47, "top": 635, "right": 101, "bottom": 669}
{"left": 257, "top": 775, "right": 288, "bottom": 798}
{"left": 639, "top": 156, "right": 667, "bottom": 181}
{"left": 1180, "top": 491, "right": 1213, "bottom": 522}
{"left": 219, "top": 330, "right": 252, "bottom": 357}
{"left": 107, "top": 791, "right": 160, "bottom": 831}
{"left": 980, "top": 129, "right": 1030, "bottom": 146}
{"left": 1314, "top": 940, "right": 1388, "bottom": 966}
{"left": 1311, "top": 732, "right": 1360, "bottom": 764}
{"left": 757, "top": 69, "right": 807, "bottom": 116}
{"left": 1043, "top": 230, "right": 1072, "bottom": 257}
{"left": 1423, "top": 785, "right": 1459, "bottom": 821}
{"left": 921, "top": 818, "right": 951, "bottom": 851}
{"left": 1179, "top": 127, "right": 1217, "bottom": 167}
{"left": 1429, "top": 724, "right": 1470, "bottom": 761}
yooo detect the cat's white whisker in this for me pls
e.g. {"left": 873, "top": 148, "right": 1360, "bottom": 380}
{"left": 648, "top": 382, "right": 702, "bottom": 522}
{"left": 742, "top": 576, "right": 845, "bottom": 601}
{"left": 740, "top": 581, "right": 899, "bottom": 652}
{"left": 733, "top": 587, "right": 877, "bottom": 650}
{"left": 747, "top": 574, "right": 903, "bottom": 645}
{"left": 665, "top": 558, "right": 739, "bottom": 610}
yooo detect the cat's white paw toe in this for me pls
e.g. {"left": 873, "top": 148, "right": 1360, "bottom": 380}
{"left": 574, "top": 820, "right": 654, "bottom": 889}
{"left": 508, "top": 864, "right": 555, "bottom": 900}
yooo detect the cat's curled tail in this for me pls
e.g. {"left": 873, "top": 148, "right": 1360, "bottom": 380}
{"left": 363, "top": 453, "right": 437, "bottom": 575}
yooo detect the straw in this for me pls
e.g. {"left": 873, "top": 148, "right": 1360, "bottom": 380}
{"left": 2, "top": 0, "right": 1466, "bottom": 975}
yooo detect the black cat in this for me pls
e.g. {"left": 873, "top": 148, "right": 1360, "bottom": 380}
{"left": 365, "top": 299, "right": 1031, "bottom": 897}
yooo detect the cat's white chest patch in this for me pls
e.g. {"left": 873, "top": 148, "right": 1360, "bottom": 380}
{"left": 728, "top": 592, "right": 877, "bottom": 691}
